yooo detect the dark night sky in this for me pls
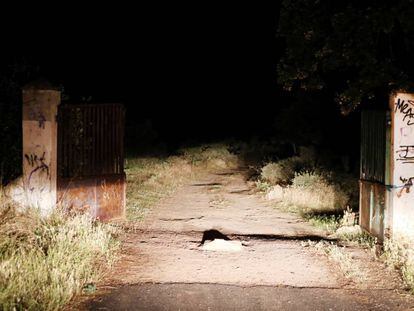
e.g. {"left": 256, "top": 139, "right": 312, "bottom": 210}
{"left": 3, "top": 3, "right": 282, "bottom": 143}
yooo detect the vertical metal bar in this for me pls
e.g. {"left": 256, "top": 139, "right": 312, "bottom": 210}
{"left": 57, "top": 106, "right": 62, "bottom": 178}
{"left": 109, "top": 105, "right": 113, "bottom": 174}
{"left": 86, "top": 106, "right": 91, "bottom": 177}
{"left": 115, "top": 105, "right": 119, "bottom": 174}
{"left": 92, "top": 105, "right": 97, "bottom": 176}
{"left": 66, "top": 106, "right": 70, "bottom": 178}
{"left": 101, "top": 105, "right": 105, "bottom": 175}
{"left": 103, "top": 105, "right": 108, "bottom": 174}
{"left": 82, "top": 106, "right": 85, "bottom": 177}
{"left": 112, "top": 105, "right": 116, "bottom": 174}
{"left": 68, "top": 107, "right": 72, "bottom": 177}
{"left": 120, "top": 105, "right": 125, "bottom": 172}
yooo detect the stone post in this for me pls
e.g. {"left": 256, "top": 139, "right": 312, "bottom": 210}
{"left": 390, "top": 92, "right": 414, "bottom": 241}
{"left": 22, "top": 82, "right": 60, "bottom": 215}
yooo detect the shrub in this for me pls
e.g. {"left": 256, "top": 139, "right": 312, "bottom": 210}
{"left": 259, "top": 146, "right": 320, "bottom": 186}
{"left": 292, "top": 171, "right": 326, "bottom": 188}
{"left": 280, "top": 172, "right": 349, "bottom": 213}
{"left": 179, "top": 144, "right": 239, "bottom": 169}
{"left": 0, "top": 202, "right": 119, "bottom": 310}
{"left": 260, "top": 157, "right": 301, "bottom": 185}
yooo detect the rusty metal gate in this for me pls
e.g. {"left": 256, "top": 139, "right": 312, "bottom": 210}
{"left": 360, "top": 109, "right": 390, "bottom": 240}
{"left": 57, "top": 103, "right": 125, "bottom": 220}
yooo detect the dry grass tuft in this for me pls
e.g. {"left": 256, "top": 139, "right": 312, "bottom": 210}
{"left": 266, "top": 172, "right": 349, "bottom": 217}
{"left": 179, "top": 143, "right": 240, "bottom": 170}
{"left": 382, "top": 238, "right": 414, "bottom": 292}
{"left": 260, "top": 157, "right": 301, "bottom": 186}
{"left": 304, "top": 240, "right": 366, "bottom": 281}
{"left": 0, "top": 201, "right": 119, "bottom": 311}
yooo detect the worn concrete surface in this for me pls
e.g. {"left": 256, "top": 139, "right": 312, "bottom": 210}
{"left": 79, "top": 168, "right": 414, "bottom": 310}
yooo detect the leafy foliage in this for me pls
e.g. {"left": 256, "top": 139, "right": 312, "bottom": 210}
{"left": 278, "top": 0, "right": 414, "bottom": 112}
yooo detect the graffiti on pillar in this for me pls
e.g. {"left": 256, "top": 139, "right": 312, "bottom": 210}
{"left": 395, "top": 98, "right": 414, "bottom": 126}
{"left": 24, "top": 152, "right": 50, "bottom": 191}
{"left": 396, "top": 145, "right": 414, "bottom": 164}
{"left": 394, "top": 94, "right": 414, "bottom": 202}
{"left": 397, "top": 176, "right": 414, "bottom": 198}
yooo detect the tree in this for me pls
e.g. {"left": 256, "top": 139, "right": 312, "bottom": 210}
{"left": 277, "top": 0, "right": 414, "bottom": 113}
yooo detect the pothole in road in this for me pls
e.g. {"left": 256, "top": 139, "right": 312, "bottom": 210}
{"left": 199, "top": 230, "right": 244, "bottom": 252}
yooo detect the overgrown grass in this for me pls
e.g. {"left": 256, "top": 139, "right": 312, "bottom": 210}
{"left": 125, "top": 143, "right": 239, "bottom": 220}
{"left": 382, "top": 239, "right": 414, "bottom": 292}
{"left": 267, "top": 172, "right": 353, "bottom": 215}
{"left": 304, "top": 240, "right": 366, "bottom": 281}
{"left": 257, "top": 146, "right": 358, "bottom": 235}
{"left": 0, "top": 143, "right": 238, "bottom": 309}
{"left": 0, "top": 200, "right": 119, "bottom": 310}
{"left": 303, "top": 214, "right": 341, "bottom": 234}
{"left": 254, "top": 144, "right": 414, "bottom": 291}
{"left": 125, "top": 156, "right": 194, "bottom": 220}
{"left": 260, "top": 157, "right": 301, "bottom": 186}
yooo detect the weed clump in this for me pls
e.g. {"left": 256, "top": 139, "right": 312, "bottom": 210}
{"left": 259, "top": 145, "right": 357, "bottom": 217}
{"left": 305, "top": 240, "right": 366, "bottom": 281}
{"left": 0, "top": 202, "right": 119, "bottom": 310}
{"left": 179, "top": 144, "right": 239, "bottom": 169}
{"left": 382, "top": 239, "right": 414, "bottom": 292}
{"left": 265, "top": 171, "right": 350, "bottom": 216}
{"left": 261, "top": 157, "right": 301, "bottom": 186}
{"left": 290, "top": 172, "right": 349, "bottom": 212}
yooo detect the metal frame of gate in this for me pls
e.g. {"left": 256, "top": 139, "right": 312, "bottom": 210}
{"left": 57, "top": 103, "right": 125, "bottom": 220}
{"left": 360, "top": 108, "right": 391, "bottom": 241}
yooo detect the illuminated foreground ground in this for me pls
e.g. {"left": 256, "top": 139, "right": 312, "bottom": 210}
{"left": 78, "top": 168, "right": 414, "bottom": 310}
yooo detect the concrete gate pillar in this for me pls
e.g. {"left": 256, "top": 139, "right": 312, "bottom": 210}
{"left": 390, "top": 92, "right": 414, "bottom": 241}
{"left": 22, "top": 82, "right": 60, "bottom": 215}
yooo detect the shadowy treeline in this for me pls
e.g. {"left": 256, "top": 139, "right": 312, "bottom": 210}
{"left": 0, "top": 60, "right": 360, "bottom": 185}
{"left": 125, "top": 89, "right": 361, "bottom": 177}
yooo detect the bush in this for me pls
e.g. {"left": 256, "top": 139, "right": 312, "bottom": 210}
{"left": 179, "top": 144, "right": 239, "bottom": 169}
{"left": 259, "top": 146, "right": 321, "bottom": 186}
{"left": 260, "top": 157, "right": 301, "bottom": 185}
{"left": 0, "top": 202, "right": 119, "bottom": 310}
{"left": 277, "top": 171, "right": 350, "bottom": 214}
{"left": 292, "top": 171, "right": 326, "bottom": 188}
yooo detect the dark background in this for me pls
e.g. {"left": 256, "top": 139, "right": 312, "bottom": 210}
{"left": 0, "top": 3, "right": 360, "bottom": 181}
{"left": 14, "top": 4, "right": 282, "bottom": 142}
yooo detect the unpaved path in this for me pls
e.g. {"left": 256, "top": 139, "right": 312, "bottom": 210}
{"left": 81, "top": 168, "right": 414, "bottom": 310}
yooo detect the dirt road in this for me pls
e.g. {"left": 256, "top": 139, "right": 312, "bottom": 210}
{"left": 81, "top": 168, "right": 414, "bottom": 310}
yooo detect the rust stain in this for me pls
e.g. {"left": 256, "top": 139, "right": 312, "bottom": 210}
{"left": 57, "top": 174, "right": 125, "bottom": 221}
{"left": 360, "top": 180, "right": 385, "bottom": 241}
